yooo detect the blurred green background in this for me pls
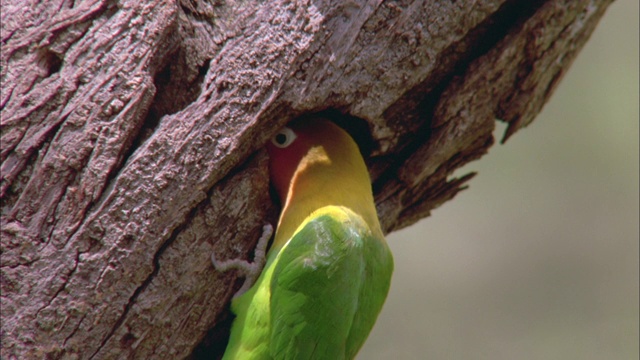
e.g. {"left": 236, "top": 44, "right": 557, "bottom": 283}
{"left": 360, "top": 1, "right": 639, "bottom": 359}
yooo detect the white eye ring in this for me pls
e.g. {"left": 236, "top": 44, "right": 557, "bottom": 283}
{"left": 271, "top": 127, "right": 297, "bottom": 148}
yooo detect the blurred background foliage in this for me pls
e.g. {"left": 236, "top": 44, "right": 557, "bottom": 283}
{"left": 360, "top": 1, "right": 639, "bottom": 359}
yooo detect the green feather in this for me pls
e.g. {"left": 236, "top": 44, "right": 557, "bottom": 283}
{"left": 222, "top": 206, "right": 393, "bottom": 360}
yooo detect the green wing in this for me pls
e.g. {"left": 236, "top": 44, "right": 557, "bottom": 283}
{"left": 269, "top": 207, "right": 393, "bottom": 360}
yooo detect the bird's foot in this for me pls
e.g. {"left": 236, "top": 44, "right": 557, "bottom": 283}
{"left": 211, "top": 223, "right": 274, "bottom": 298}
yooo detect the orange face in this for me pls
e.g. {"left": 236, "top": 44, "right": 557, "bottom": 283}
{"left": 266, "top": 118, "right": 358, "bottom": 206}
{"left": 266, "top": 121, "right": 312, "bottom": 204}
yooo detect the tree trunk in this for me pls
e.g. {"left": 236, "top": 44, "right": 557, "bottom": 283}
{"left": 1, "top": 0, "right": 613, "bottom": 358}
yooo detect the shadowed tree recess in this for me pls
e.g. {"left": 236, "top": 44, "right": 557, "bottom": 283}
{"left": 1, "top": 0, "right": 613, "bottom": 358}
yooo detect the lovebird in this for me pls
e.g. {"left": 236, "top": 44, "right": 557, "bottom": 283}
{"left": 213, "top": 117, "right": 394, "bottom": 359}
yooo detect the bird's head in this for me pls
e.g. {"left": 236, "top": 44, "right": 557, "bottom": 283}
{"left": 265, "top": 117, "right": 380, "bottom": 246}
{"left": 265, "top": 117, "right": 370, "bottom": 206}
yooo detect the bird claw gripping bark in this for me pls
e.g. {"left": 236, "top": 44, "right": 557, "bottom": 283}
{"left": 211, "top": 223, "right": 274, "bottom": 298}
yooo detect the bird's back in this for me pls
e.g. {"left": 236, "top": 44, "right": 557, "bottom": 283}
{"left": 223, "top": 206, "right": 393, "bottom": 360}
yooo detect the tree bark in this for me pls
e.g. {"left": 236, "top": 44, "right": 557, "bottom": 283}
{"left": 1, "top": 0, "right": 613, "bottom": 358}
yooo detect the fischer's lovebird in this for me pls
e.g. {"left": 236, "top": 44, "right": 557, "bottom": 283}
{"left": 216, "top": 117, "right": 394, "bottom": 359}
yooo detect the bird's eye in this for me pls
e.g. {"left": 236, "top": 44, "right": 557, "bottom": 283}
{"left": 271, "top": 127, "right": 297, "bottom": 148}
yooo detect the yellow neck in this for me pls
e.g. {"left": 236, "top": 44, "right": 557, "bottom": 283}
{"left": 272, "top": 143, "right": 380, "bottom": 251}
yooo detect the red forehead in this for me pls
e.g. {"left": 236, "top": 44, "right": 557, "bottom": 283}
{"left": 266, "top": 125, "right": 311, "bottom": 202}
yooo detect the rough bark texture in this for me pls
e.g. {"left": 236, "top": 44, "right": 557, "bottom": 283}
{"left": 1, "top": 0, "right": 612, "bottom": 358}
